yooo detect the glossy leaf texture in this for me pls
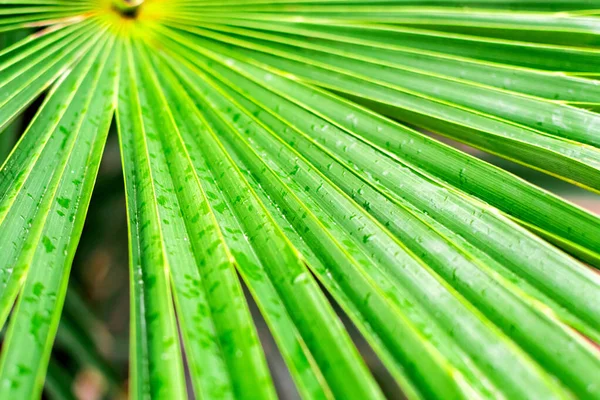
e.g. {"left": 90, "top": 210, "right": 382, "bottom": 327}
{"left": 1, "top": 1, "right": 600, "bottom": 399}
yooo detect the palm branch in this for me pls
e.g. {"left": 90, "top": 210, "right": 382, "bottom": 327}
{"left": 1, "top": 0, "right": 600, "bottom": 399}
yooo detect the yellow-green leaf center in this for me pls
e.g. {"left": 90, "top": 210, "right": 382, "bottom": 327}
{"left": 112, "top": 0, "right": 144, "bottom": 19}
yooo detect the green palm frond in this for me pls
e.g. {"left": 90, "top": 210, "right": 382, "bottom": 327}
{"left": 1, "top": 1, "right": 600, "bottom": 399}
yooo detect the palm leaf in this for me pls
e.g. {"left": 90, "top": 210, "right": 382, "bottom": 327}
{"left": 0, "top": 1, "right": 599, "bottom": 399}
